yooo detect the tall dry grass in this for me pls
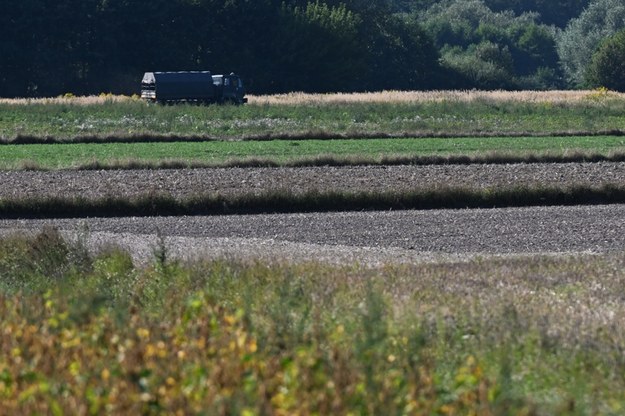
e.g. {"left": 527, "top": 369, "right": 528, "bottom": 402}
{"left": 3, "top": 89, "right": 625, "bottom": 106}
{"left": 247, "top": 89, "right": 625, "bottom": 105}
{"left": 0, "top": 94, "right": 137, "bottom": 106}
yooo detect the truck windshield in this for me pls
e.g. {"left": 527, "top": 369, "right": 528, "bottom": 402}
{"left": 212, "top": 76, "right": 223, "bottom": 86}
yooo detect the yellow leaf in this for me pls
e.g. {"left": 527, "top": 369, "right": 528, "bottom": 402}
{"left": 137, "top": 328, "right": 150, "bottom": 339}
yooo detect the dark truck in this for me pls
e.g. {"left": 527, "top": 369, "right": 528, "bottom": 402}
{"left": 141, "top": 71, "right": 247, "bottom": 104}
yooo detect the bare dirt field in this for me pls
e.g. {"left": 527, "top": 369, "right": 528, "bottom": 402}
{"left": 2, "top": 161, "right": 623, "bottom": 265}
{"left": 0, "top": 203, "right": 623, "bottom": 266}
{"left": 4, "top": 162, "right": 625, "bottom": 199}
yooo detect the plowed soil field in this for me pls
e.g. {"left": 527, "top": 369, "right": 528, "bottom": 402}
{"left": 3, "top": 162, "right": 625, "bottom": 199}
{"left": 1, "top": 161, "right": 623, "bottom": 265}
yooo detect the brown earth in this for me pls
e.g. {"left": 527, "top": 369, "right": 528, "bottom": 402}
{"left": 2, "top": 162, "right": 623, "bottom": 265}
{"left": 4, "top": 162, "right": 625, "bottom": 200}
{"left": 1, "top": 202, "right": 624, "bottom": 266}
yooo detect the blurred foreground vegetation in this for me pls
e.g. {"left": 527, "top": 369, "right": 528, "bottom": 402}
{"left": 1, "top": 227, "right": 625, "bottom": 414}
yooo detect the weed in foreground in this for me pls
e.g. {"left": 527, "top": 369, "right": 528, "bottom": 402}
{"left": 0, "top": 230, "right": 625, "bottom": 413}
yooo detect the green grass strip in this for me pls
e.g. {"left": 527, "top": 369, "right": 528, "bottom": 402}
{"left": 3, "top": 136, "right": 625, "bottom": 170}
{"left": 2, "top": 185, "right": 625, "bottom": 218}
{"left": 3, "top": 98, "right": 625, "bottom": 140}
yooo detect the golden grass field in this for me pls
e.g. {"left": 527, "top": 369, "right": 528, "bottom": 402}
{"left": 2, "top": 89, "right": 625, "bottom": 106}
{"left": 248, "top": 89, "right": 625, "bottom": 105}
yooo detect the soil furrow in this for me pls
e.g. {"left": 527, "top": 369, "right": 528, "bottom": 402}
{"left": 4, "top": 162, "right": 625, "bottom": 200}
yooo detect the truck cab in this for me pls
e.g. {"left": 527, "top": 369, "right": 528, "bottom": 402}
{"left": 212, "top": 73, "right": 247, "bottom": 104}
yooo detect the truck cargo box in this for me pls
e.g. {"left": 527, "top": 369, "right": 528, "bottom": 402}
{"left": 141, "top": 71, "right": 215, "bottom": 102}
{"left": 141, "top": 70, "right": 246, "bottom": 104}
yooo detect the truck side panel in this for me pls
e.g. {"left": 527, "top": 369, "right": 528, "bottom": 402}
{"left": 141, "top": 70, "right": 246, "bottom": 104}
{"left": 152, "top": 71, "right": 216, "bottom": 102}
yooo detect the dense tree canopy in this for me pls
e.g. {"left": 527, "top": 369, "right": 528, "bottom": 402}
{"left": 586, "top": 28, "right": 625, "bottom": 91}
{"left": 0, "top": 0, "right": 622, "bottom": 96}
{"left": 0, "top": 0, "right": 442, "bottom": 97}
{"left": 483, "top": 0, "right": 591, "bottom": 27}
{"left": 418, "top": 0, "right": 559, "bottom": 89}
{"left": 556, "top": 0, "right": 625, "bottom": 87}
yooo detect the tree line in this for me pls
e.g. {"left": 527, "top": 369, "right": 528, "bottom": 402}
{"left": 1, "top": 0, "right": 624, "bottom": 97}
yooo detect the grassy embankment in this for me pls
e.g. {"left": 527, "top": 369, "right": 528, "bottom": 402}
{"left": 1, "top": 228, "right": 624, "bottom": 414}
{"left": 2, "top": 90, "right": 625, "bottom": 170}
{"left": 2, "top": 136, "right": 625, "bottom": 170}
{"left": 3, "top": 91, "right": 625, "bottom": 215}
{"left": 2, "top": 90, "right": 625, "bottom": 141}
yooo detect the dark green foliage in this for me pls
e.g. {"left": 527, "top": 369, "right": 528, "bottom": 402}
{"left": 419, "top": 0, "right": 563, "bottom": 89}
{"left": 556, "top": 0, "right": 625, "bottom": 87}
{"left": 484, "top": 0, "right": 591, "bottom": 27}
{"left": 401, "top": 0, "right": 591, "bottom": 26}
{"left": 1, "top": 0, "right": 621, "bottom": 95}
{"left": 270, "top": 1, "right": 365, "bottom": 92}
{"left": 0, "top": 0, "right": 442, "bottom": 96}
{"left": 365, "top": 14, "right": 442, "bottom": 90}
{"left": 513, "top": 24, "right": 559, "bottom": 75}
{"left": 586, "top": 29, "right": 625, "bottom": 91}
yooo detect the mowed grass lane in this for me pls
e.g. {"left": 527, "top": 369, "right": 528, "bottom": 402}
{"left": 3, "top": 135, "right": 625, "bottom": 170}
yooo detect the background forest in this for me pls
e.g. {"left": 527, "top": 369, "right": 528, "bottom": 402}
{"left": 1, "top": 0, "right": 625, "bottom": 97}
